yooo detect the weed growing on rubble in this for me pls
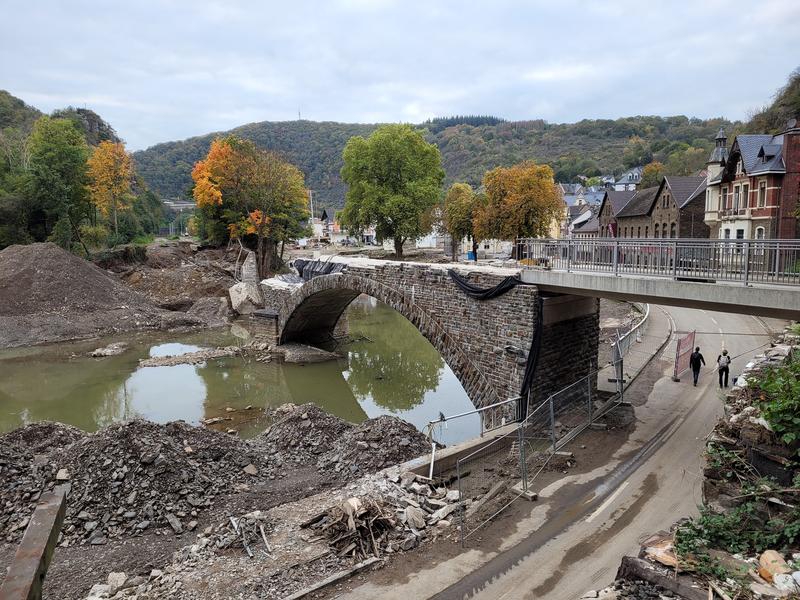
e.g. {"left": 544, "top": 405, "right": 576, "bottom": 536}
{"left": 751, "top": 354, "right": 800, "bottom": 450}
{"left": 676, "top": 499, "right": 800, "bottom": 571}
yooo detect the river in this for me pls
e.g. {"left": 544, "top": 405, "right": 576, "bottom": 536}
{"left": 0, "top": 296, "right": 479, "bottom": 445}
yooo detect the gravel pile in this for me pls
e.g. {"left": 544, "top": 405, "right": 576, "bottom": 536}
{"left": 0, "top": 242, "right": 199, "bottom": 348}
{"left": 321, "top": 415, "right": 432, "bottom": 476}
{"left": 260, "top": 403, "right": 354, "bottom": 467}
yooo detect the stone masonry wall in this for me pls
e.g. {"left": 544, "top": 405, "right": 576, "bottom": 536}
{"left": 265, "top": 257, "right": 599, "bottom": 411}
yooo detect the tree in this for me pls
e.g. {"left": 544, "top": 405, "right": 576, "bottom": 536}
{"left": 192, "top": 136, "right": 309, "bottom": 278}
{"left": 622, "top": 136, "right": 652, "bottom": 168}
{"left": 640, "top": 161, "right": 665, "bottom": 189}
{"left": 340, "top": 124, "right": 444, "bottom": 257}
{"left": 473, "top": 161, "right": 562, "bottom": 244}
{"left": 25, "top": 116, "right": 90, "bottom": 250}
{"left": 443, "top": 183, "right": 483, "bottom": 261}
{"left": 87, "top": 141, "right": 134, "bottom": 239}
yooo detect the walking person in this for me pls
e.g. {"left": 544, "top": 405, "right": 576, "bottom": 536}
{"left": 717, "top": 349, "right": 731, "bottom": 388}
{"left": 690, "top": 346, "right": 705, "bottom": 387}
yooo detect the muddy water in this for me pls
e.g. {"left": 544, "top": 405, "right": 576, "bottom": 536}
{"left": 0, "top": 296, "right": 478, "bottom": 444}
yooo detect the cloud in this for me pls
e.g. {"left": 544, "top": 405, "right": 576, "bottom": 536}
{"left": 1, "top": 0, "right": 798, "bottom": 150}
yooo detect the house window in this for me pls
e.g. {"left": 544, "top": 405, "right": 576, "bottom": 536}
{"left": 721, "top": 186, "right": 728, "bottom": 209}
{"left": 706, "top": 189, "right": 711, "bottom": 211}
{"left": 637, "top": 227, "right": 641, "bottom": 237}
{"left": 736, "top": 159, "right": 743, "bottom": 175}
{"left": 654, "top": 224, "right": 659, "bottom": 238}
{"left": 758, "top": 181, "right": 766, "bottom": 207}
{"left": 670, "top": 223, "right": 676, "bottom": 238}
{"left": 624, "top": 227, "right": 628, "bottom": 237}
{"left": 756, "top": 226, "right": 765, "bottom": 240}
{"left": 742, "top": 184, "right": 749, "bottom": 208}
{"left": 733, "top": 185, "right": 740, "bottom": 211}
{"left": 724, "top": 228, "right": 730, "bottom": 239}
{"left": 645, "top": 226, "right": 649, "bottom": 238}
{"left": 736, "top": 229, "right": 744, "bottom": 240}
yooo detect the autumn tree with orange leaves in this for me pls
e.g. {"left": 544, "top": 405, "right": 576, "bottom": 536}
{"left": 87, "top": 141, "right": 134, "bottom": 237}
{"left": 473, "top": 161, "right": 562, "bottom": 246}
{"left": 192, "top": 136, "right": 309, "bottom": 278}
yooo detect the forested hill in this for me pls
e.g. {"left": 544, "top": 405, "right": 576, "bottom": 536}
{"left": 133, "top": 114, "right": 735, "bottom": 210}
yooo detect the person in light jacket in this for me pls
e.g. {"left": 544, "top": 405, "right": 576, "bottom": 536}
{"left": 717, "top": 349, "right": 731, "bottom": 388}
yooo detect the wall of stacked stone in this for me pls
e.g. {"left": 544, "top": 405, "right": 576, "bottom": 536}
{"left": 262, "top": 261, "right": 599, "bottom": 411}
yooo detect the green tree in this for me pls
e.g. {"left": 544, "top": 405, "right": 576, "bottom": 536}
{"left": 340, "top": 124, "right": 444, "bottom": 257}
{"left": 443, "top": 183, "right": 484, "bottom": 261}
{"left": 25, "top": 116, "right": 90, "bottom": 251}
{"left": 640, "top": 161, "right": 665, "bottom": 189}
{"left": 622, "top": 136, "right": 652, "bottom": 169}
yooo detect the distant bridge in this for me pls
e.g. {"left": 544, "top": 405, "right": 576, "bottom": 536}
{"left": 518, "top": 238, "right": 800, "bottom": 320}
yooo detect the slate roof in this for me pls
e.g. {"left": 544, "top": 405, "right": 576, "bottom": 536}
{"left": 708, "top": 145, "right": 728, "bottom": 165}
{"left": 615, "top": 166, "right": 643, "bottom": 185}
{"left": 663, "top": 176, "right": 707, "bottom": 209}
{"left": 584, "top": 191, "right": 606, "bottom": 204}
{"left": 735, "top": 135, "right": 775, "bottom": 172}
{"left": 559, "top": 183, "right": 584, "bottom": 195}
{"left": 603, "top": 190, "right": 636, "bottom": 216}
{"left": 574, "top": 212, "right": 599, "bottom": 233}
{"left": 616, "top": 186, "right": 660, "bottom": 218}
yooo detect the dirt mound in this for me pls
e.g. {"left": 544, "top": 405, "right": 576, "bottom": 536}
{"left": 321, "top": 416, "right": 431, "bottom": 476}
{"left": 0, "top": 438, "right": 45, "bottom": 542}
{"left": 0, "top": 243, "right": 200, "bottom": 347}
{"left": 260, "top": 404, "right": 354, "bottom": 467}
{"left": 1, "top": 421, "right": 85, "bottom": 455}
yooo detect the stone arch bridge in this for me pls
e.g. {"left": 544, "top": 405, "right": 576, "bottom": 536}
{"left": 256, "top": 257, "right": 599, "bottom": 411}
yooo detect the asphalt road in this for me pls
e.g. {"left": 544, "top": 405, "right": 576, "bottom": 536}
{"left": 339, "top": 306, "right": 784, "bottom": 600}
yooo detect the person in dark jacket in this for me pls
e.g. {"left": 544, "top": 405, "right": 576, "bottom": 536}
{"left": 717, "top": 349, "right": 731, "bottom": 388}
{"left": 689, "top": 347, "right": 705, "bottom": 386}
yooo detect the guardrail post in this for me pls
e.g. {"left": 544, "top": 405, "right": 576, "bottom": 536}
{"left": 613, "top": 241, "right": 619, "bottom": 276}
{"left": 0, "top": 486, "right": 68, "bottom": 600}
{"left": 566, "top": 239, "right": 572, "bottom": 272}
{"left": 742, "top": 241, "right": 751, "bottom": 286}
{"left": 672, "top": 241, "right": 678, "bottom": 278}
{"left": 548, "top": 395, "right": 556, "bottom": 451}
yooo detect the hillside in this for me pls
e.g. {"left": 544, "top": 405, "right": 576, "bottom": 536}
{"left": 743, "top": 68, "right": 800, "bottom": 134}
{"left": 133, "top": 114, "right": 734, "bottom": 210}
{"left": 0, "top": 90, "right": 42, "bottom": 131}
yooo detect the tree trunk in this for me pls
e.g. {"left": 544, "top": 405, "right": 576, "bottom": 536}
{"left": 394, "top": 237, "right": 404, "bottom": 258}
{"left": 112, "top": 198, "right": 118, "bottom": 237}
{"left": 472, "top": 238, "right": 479, "bottom": 263}
{"left": 451, "top": 235, "right": 457, "bottom": 262}
{"left": 280, "top": 239, "right": 286, "bottom": 262}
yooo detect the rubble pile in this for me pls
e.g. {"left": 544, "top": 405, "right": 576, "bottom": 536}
{"left": 583, "top": 579, "right": 679, "bottom": 599}
{"left": 0, "top": 242, "right": 200, "bottom": 348}
{"left": 320, "top": 415, "right": 432, "bottom": 476}
{"left": 1, "top": 421, "right": 86, "bottom": 454}
{"left": 0, "top": 420, "right": 278, "bottom": 545}
{"left": 260, "top": 403, "right": 354, "bottom": 467}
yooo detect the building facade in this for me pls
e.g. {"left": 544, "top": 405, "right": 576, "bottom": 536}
{"left": 614, "top": 166, "right": 643, "bottom": 191}
{"left": 704, "top": 123, "right": 800, "bottom": 240}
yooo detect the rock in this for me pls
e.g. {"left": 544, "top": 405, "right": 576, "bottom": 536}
{"left": 356, "top": 441, "right": 369, "bottom": 450}
{"left": 229, "top": 282, "right": 262, "bottom": 315}
{"left": 166, "top": 513, "right": 183, "bottom": 534}
{"left": 436, "top": 519, "right": 451, "bottom": 528}
{"left": 760, "top": 550, "right": 791, "bottom": 582}
{"left": 243, "top": 463, "right": 258, "bottom": 476}
{"left": 187, "top": 296, "right": 232, "bottom": 328}
{"left": 398, "top": 437, "right": 411, "bottom": 447}
{"left": 399, "top": 534, "right": 418, "bottom": 551}
{"left": 56, "top": 468, "right": 70, "bottom": 481}
{"left": 409, "top": 482, "right": 431, "bottom": 496}
{"left": 90, "top": 342, "right": 128, "bottom": 357}
{"left": 404, "top": 506, "right": 427, "bottom": 529}
{"left": 86, "top": 583, "right": 111, "bottom": 598}
{"left": 773, "top": 574, "right": 799, "bottom": 593}
{"left": 150, "top": 569, "right": 163, "bottom": 580}
{"left": 750, "top": 582, "right": 789, "bottom": 597}
{"left": 135, "top": 520, "right": 150, "bottom": 530}
{"left": 445, "top": 489, "right": 460, "bottom": 502}
{"left": 429, "top": 503, "right": 458, "bottom": 524}
{"left": 107, "top": 572, "right": 127, "bottom": 594}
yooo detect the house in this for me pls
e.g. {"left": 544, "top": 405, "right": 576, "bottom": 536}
{"left": 704, "top": 122, "right": 800, "bottom": 240}
{"left": 572, "top": 210, "right": 599, "bottom": 238}
{"left": 614, "top": 166, "right": 643, "bottom": 191}
{"left": 615, "top": 176, "right": 708, "bottom": 239}
{"left": 597, "top": 190, "right": 636, "bottom": 237}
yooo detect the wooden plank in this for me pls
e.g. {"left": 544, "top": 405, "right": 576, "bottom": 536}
{"left": 282, "top": 556, "right": 381, "bottom": 600}
{"left": 0, "top": 485, "right": 68, "bottom": 600}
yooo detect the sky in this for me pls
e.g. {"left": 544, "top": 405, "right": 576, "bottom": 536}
{"left": 2, "top": 0, "right": 799, "bottom": 151}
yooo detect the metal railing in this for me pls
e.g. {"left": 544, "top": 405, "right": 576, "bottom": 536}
{"left": 517, "top": 238, "right": 800, "bottom": 287}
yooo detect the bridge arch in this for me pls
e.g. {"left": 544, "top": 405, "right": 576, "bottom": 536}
{"left": 278, "top": 272, "right": 500, "bottom": 409}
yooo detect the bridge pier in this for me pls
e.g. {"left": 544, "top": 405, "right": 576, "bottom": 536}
{"left": 259, "top": 257, "right": 599, "bottom": 413}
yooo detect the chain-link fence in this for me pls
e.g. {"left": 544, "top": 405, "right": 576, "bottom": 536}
{"left": 456, "top": 359, "right": 624, "bottom": 545}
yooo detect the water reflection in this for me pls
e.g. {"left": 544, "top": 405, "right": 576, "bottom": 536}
{"left": 0, "top": 297, "right": 479, "bottom": 443}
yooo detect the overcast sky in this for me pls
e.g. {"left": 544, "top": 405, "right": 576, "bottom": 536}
{"left": 2, "top": 0, "right": 799, "bottom": 151}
